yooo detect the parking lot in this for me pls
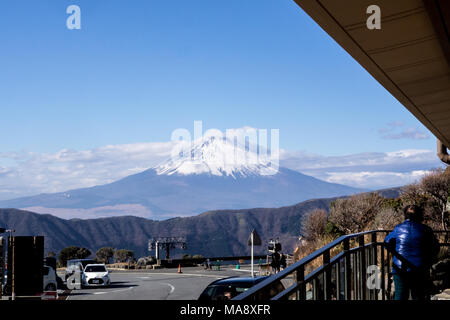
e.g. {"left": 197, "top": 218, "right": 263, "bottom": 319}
{"left": 61, "top": 266, "right": 256, "bottom": 300}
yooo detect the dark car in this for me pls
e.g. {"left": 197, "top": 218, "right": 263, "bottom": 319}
{"left": 198, "top": 276, "right": 285, "bottom": 301}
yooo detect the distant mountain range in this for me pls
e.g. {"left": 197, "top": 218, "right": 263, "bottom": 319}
{"left": 0, "top": 198, "right": 335, "bottom": 258}
{"left": 0, "top": 137, "right": 364, "bottom": 220}
{"left": 0, "top": 187, "right": 401, "bottom": 258}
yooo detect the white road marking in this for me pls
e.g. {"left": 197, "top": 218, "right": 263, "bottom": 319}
{"left": 161, "top": 283, "right": 175, "bottom": 294}
{"left": 92, "top": 286, "right": 134, "bottom": 295}
{"left": 115, "top": 272, "right": 225, "bottom": 279}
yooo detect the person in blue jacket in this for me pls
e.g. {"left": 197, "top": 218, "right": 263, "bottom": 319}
{"left": 384, "top": 205, "right": 440, "bottom": 300}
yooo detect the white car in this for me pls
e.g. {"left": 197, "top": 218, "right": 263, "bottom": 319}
{"left": 82, "top": 264, "right": 110, "bottom": 287}
{"left": 43, "top": 265, "right": 58, "bottom": 291}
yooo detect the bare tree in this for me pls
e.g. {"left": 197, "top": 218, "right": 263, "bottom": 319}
{"left": 372, "top": 207, "right": 403, "bottom": 230}
{"left": 328, "top": 193, "right": 385, "bottom": 234}
{"left": 301, "top": 209, "right": 328, "bottom": 241}
{"left": 400, "top": 183, "right": 428, "bottom": 207}
{"left": 400, "top": 168, "right": 450, "bottom": 231}
{"left": 400, "top": 183, "right": 441, "bottom": 230}
{"left": 419, "top": 168, "right": 450, "bottom": 231}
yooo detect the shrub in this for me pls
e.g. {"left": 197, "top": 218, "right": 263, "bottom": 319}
{"left": 58, "top": 246, "right": 91, "bottom": 267}
{"left": 96, "top": 247, "right": 115, "bottom": 264}
{"left": 301, "top": 209, "right": 328, "bottom": 241}
{"left": 328, "top": 193, "right": 385, "bottom": 233}
{"left": 400, "top": 168, "right": 450, "bottom": 231}
{"left": 372, "top": 207, "right": 403, "bottom": 230}
{"left": 114, "top": 249, "right": 134, "bottom": 263}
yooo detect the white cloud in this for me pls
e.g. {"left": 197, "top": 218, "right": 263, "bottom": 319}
{"left": 0, "top": 131, "right": 445, "bottom": 200}
{"left": 378, "top": 122, "right": 430, "bottom": 140}
{"left": 324, "top": 170, "right": 429, "bottom": 189}
{"left": 279, "top": 149, "right": 444, "bottom": 189}
{"left": 0, "top": 141, "right": 177, "bottom": 200}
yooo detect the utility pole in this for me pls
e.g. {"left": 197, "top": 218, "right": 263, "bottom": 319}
{"left": 247, "top": 229, "right": 262, "bottom": 278}
{"left": 251, "top": 232, "right": 254, "bottom": 278}
{"left": 11, "top": 235, "right": 15, "bottom": 301}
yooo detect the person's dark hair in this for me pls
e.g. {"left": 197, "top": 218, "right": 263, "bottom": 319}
{"left": 403, "top": 205, "right": 423, "bottom": 222}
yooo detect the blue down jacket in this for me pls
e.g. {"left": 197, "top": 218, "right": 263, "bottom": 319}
{"left": 384, "top": 220, "right": 439, "bottom": 274}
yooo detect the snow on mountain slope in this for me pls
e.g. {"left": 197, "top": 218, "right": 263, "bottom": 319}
{"left": 155, "top": 136, "right": 278, "bottom": 178}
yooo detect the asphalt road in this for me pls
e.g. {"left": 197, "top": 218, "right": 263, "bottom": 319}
{"left": 65, "top": 266, "right": 255, "bottom": 300}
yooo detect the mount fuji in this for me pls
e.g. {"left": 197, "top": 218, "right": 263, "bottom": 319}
{"left": 0, "top": 137, "right": 363, "bottom": 219}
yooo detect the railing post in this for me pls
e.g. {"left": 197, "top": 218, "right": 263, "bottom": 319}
{"left": 343, "top": 238, "right": 351, "bottom": 300}
{"left": 381, "top": 242, "right": 386, "bottom": 300}
{"left": 358, "top": 235, "right": 366, "bottom": 300}
{"left": 296, "top": 265, "right": 305, "bottom": 300}
{"left": 323, "top": 250, "right": 331, "bottom": 300}
{"left": 335, "top": 262, "right": 340, "bottom": 300}
{"left": 354, "top": 252, "right": 359, "bottom": 299}
{"left": 313, "top": 277, "right": 318, "bottom": 300}
{"left": 370, "top": 233, "right": 377, "bottom": 300}
{"left": 386, "top": 249, "right": 393, "bottom": 300}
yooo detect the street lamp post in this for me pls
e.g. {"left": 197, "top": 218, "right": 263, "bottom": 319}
{"left": 7, "top": 230, "right": 15, "bottom": 300}
{"left": 10, "top": 232, "right": 14, "bottom": 300}
{"left": 0, "top": 233, "right": 3, "bottom": 300}
{"left": 0, "top": 228, "right": 14, "bottom": 300}
{"left": 247, "top": 230, "right": 262, "bottom": 278}
{"left": 251, "top": 232, "right": 254, "bottom": 278}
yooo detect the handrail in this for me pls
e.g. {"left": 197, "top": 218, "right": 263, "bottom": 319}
{"left": 233, "top": 230, "right": 390, "bottom": 300}
{"left": 271, "top": 250, "right": 347, "bottom": 300}
{"left": 234, "top": 229, "right": 449, "bottom": 301}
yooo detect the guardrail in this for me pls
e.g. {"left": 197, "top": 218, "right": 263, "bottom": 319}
{"left": 158, "top": 255, "right": 268, "bottom": 267}
{"left": 234, "top": 230, "right": 449, "bottom": 300}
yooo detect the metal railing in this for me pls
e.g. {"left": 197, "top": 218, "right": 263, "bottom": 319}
{"left": 234, "top": 230, "right": 449, "bottom": 301}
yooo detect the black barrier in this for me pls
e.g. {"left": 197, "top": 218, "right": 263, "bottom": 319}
{"left": 6, "top": 236, "right": 44, "bottom": 297}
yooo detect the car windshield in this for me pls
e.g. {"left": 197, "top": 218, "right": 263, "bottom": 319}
{"left": 199, "top": 278, "right": 283, "bottom": 301}
{"left": 85, "top": 265, "right": 106, "bottom": 272}
{"left": 200, "top": 283, "right": 253, "bottom": 300}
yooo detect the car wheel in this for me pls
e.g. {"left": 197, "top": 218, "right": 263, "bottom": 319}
{"left": 45, "top": 283, "right": 57, "bottom": 291}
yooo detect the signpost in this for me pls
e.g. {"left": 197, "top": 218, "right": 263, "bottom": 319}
{"left": 247, "top": 229, "right": 262, "bottom": 278}
{"left": 148, "top": 237, "right": 186, "bottom": 260}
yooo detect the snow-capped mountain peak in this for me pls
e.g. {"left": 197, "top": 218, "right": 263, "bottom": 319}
{"left": 154, "top": 136, "right": 278, "bottom": 178}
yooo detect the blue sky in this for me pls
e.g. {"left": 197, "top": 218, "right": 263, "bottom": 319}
{"left": 0, "top": 0, "right": 434, "bottom": 154}
{"left": 0, "top": 0, "right": 442, "bottom": 198}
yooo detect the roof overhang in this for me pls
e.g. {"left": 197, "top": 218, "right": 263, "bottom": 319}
{"left": 294, "top": 0, "right": 450, "bottom": 147}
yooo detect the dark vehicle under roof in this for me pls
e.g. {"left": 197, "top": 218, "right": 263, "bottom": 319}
{"left": 198, "top": 276, "right": 284, "bottom": 301}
